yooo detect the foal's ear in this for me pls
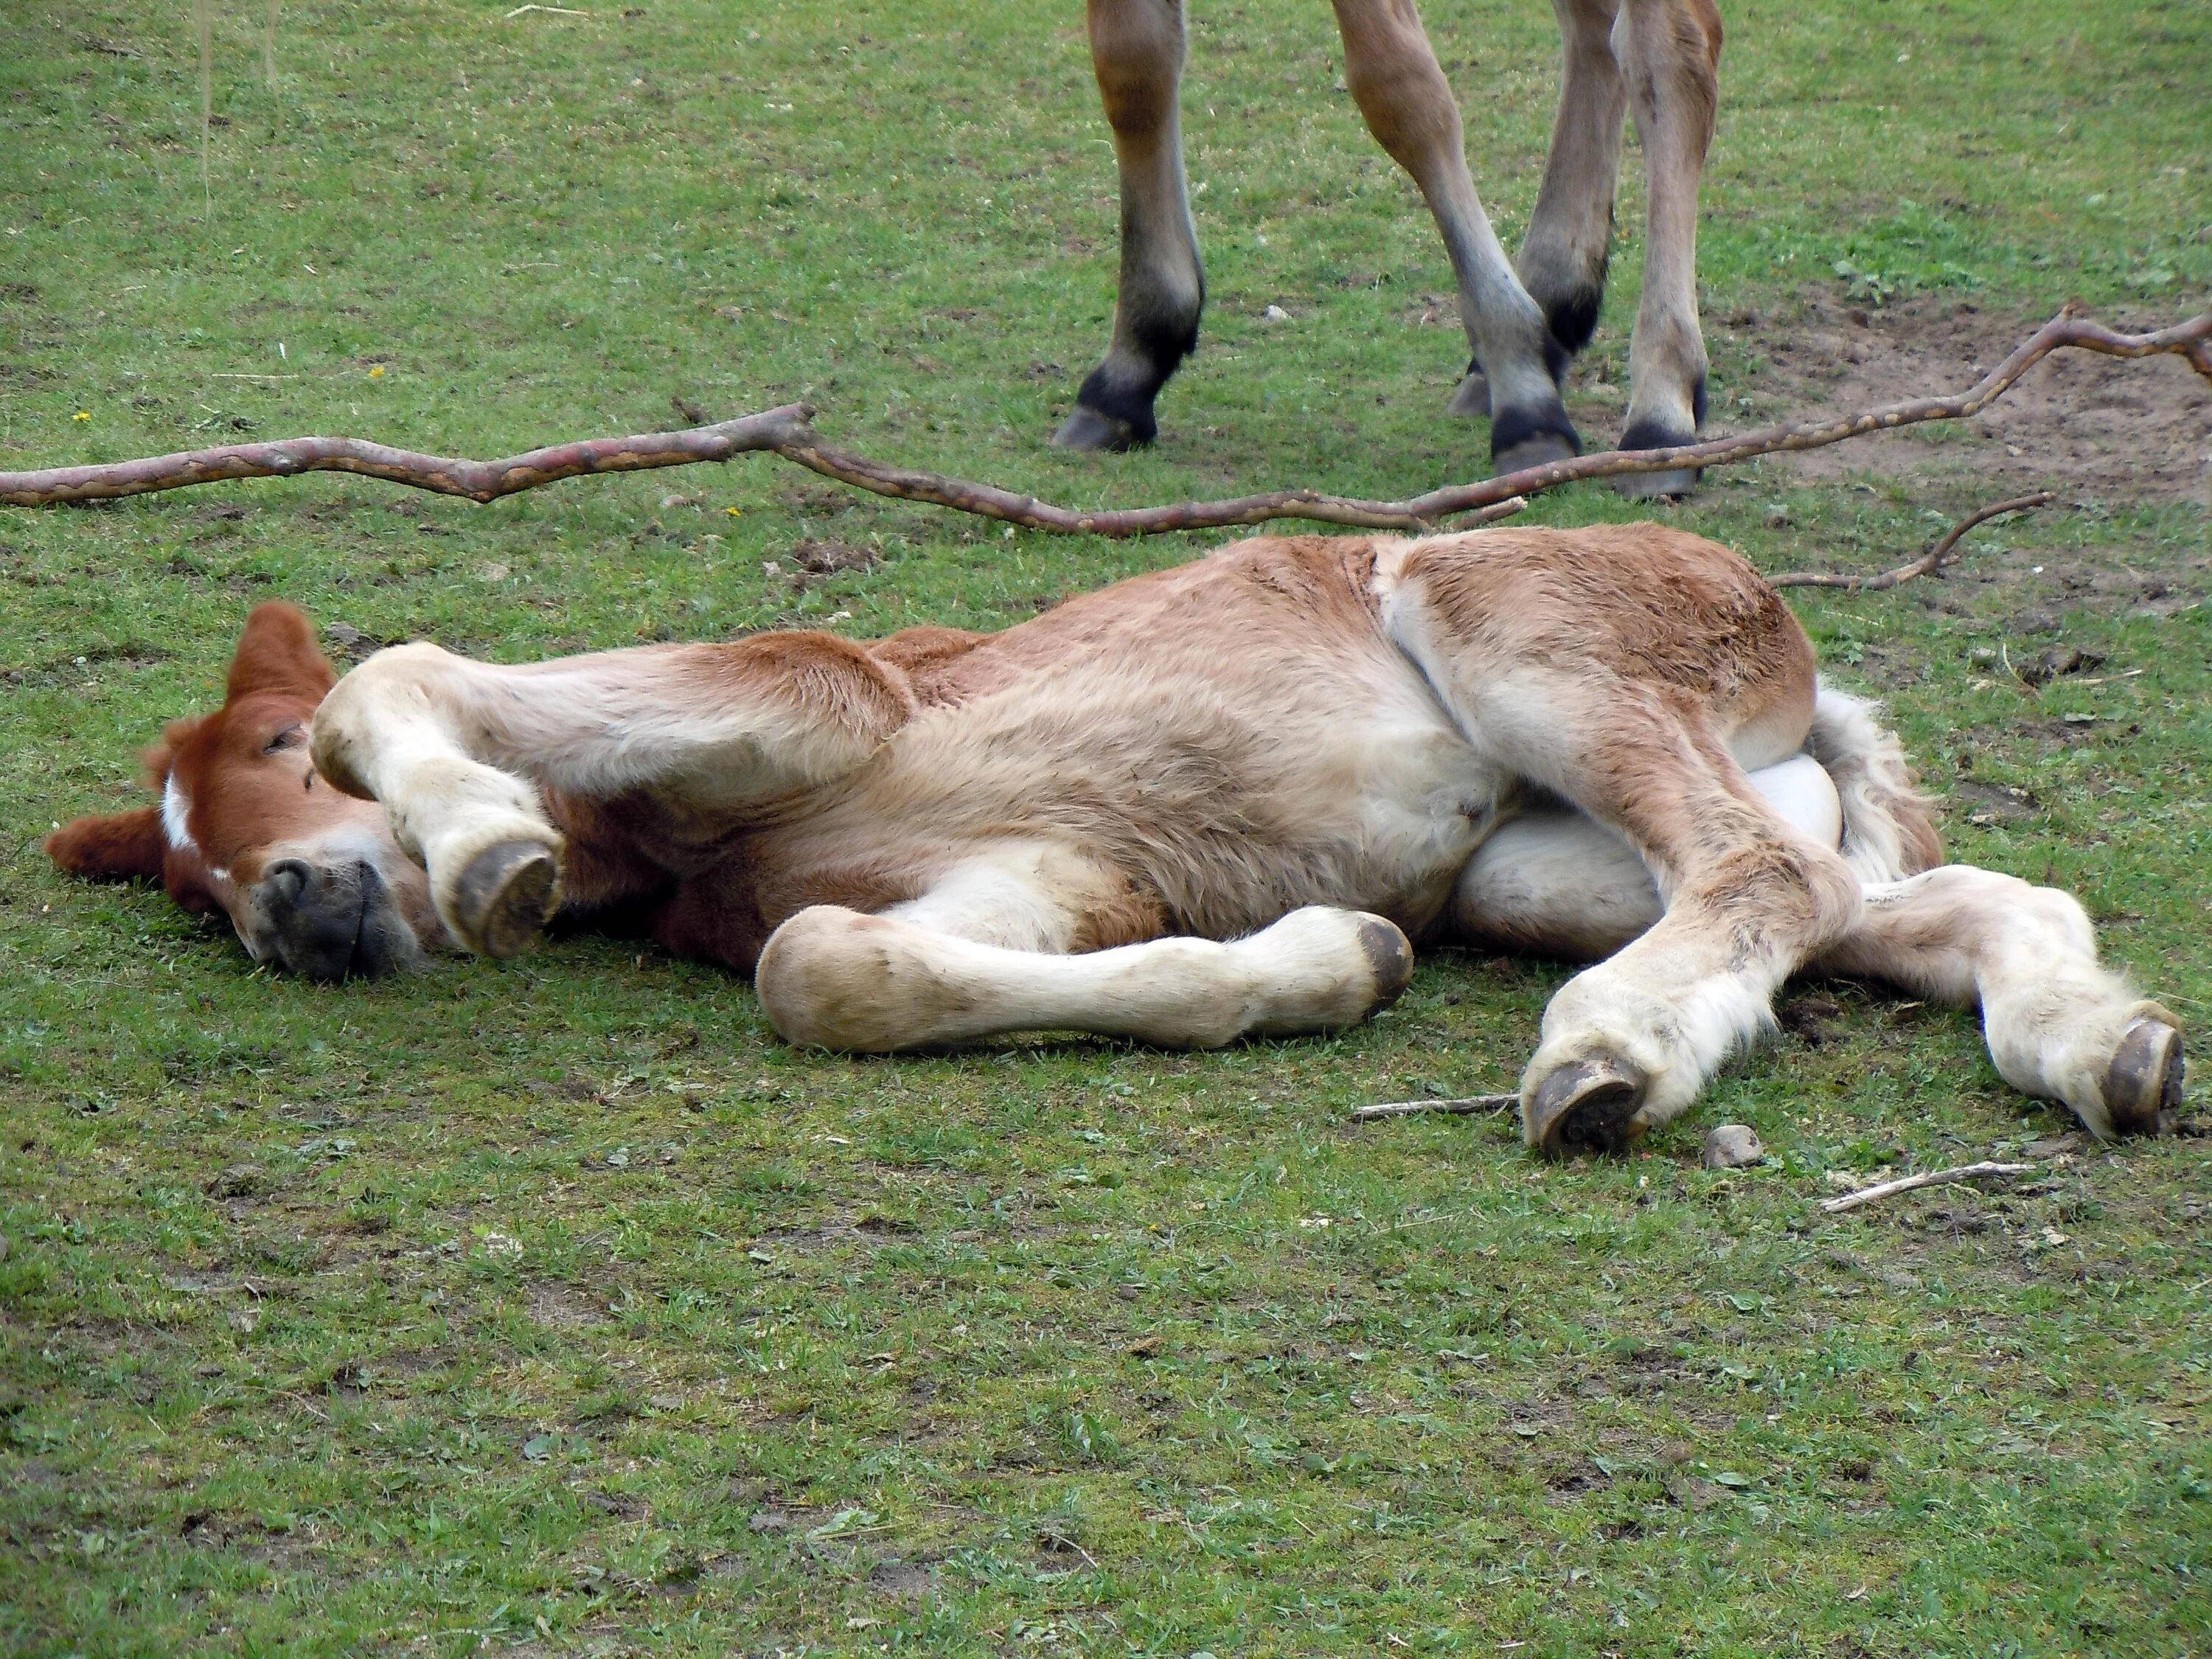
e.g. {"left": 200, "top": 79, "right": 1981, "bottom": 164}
{"left": 46, "top": 807, "right": 167, "bottom": 883}
{"left": 225, "top": 602, "right": 338, "bottom": 702}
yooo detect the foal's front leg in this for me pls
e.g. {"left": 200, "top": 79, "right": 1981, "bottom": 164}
{"left": 311, "top": 633, "right": 912, "bottom": 957}
{"left": 757, "top": 901, "right": 1413, "bottom": 1051}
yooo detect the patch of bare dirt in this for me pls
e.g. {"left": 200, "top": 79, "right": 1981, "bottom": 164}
{"left": 1750, "top": 294, "right": 2212, "bottom": 502}
{"left": 526, "top": 1282, "right": 608, "bottom": 1329}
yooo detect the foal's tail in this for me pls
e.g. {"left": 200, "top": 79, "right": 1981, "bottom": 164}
{"left": 1806, "top": 682, "right": 1943, "bottom": 883}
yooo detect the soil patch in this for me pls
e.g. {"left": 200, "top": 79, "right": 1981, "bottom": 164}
{"left": 1746, "top": 294, "right": 2211, "bottom": 502}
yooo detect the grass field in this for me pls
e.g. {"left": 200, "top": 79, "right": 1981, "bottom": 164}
{"left": 3, "top": 1, "right": 2210, "bottom": 1653}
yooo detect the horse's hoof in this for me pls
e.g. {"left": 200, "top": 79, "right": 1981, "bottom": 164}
{"left": 1524, "top": 1054, "right": 1648, "bottom": 1158}
{"left": 1489, "top": 397, "right": 1581, "bottom": 478}
{"left": 1447, "top": 372, "right": 1491, "bottom": 418}
{"left": 2103, "top": 1018, "right": 2184, "bottom": 1137}
{"left": 1615, "top": 467, "right": 1701, "bottom": 500}
{"left": 1354, "top": 915, "right": 1415, "bottom": 1015}
{"left": 1616, "top": 415, "right": 1700, "bottom": 498}
{"left": 451, "top": 838, "right": 560, "bottom": 959}
{"left": 1051, "top": 404, "right": 1147, "bottom": 453}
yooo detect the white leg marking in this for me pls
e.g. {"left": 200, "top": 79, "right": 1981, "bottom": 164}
{"left": 756, "top": 904, "right": 1411, "bottom": 1052}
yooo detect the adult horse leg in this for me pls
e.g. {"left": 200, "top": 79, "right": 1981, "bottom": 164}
{"left": 1331, "top": 0, "right": 1581, "bottom": 473}
{"left": 1613, "top": 0, "right": 1722, "bottom": 495}
{"left": 1055, "top": 0, "right": 1206, "bottom": 453}
{"left": 1514, "top": 0, "right": 1628, "bottom": 386}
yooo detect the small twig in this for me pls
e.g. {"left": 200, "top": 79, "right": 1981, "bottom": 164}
{"left": 1819, "top": 1161, "right": 2036, "bottom": 1214}
{"left": 504, "top": 4, "right": 591, "bottom": 14}
{"left": 1352, "top": 1093, "right": 1519, "bottom": 1122}
{"left": 4, "top": 307, "right": 2205, "bottom": 533}
{"left": 1037, "top": 1530, "right": 1102, "bottom": 1573}
{"left": 1770, "top": 491, "right": 2055, "bottom": 591}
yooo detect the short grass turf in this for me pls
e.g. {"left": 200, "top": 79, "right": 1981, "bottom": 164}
{"left": 3, "top": 1, "right": 2211, "bottom": 1654}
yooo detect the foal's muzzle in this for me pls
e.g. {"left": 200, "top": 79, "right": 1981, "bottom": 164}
{"left": 252, "top": 857, "right": 417, "bottom": 980}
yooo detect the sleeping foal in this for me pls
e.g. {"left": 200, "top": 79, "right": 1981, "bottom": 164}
{"left": 49, "top": 524, "right": 2184, "bottom": 1154}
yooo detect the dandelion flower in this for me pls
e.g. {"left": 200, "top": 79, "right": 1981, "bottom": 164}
{"left": 725, "top": 506, "right": 743, "bottom": 517}
{"left": 73, "top": 411, "right": 91, "bottom": 422}
{"left": 368, "top": 365, "right": 386, "bottom": 378}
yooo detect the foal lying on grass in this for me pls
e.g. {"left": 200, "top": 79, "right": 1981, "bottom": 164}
{"left": 49, "top": 524, "right": 2185, "bottom": 1155}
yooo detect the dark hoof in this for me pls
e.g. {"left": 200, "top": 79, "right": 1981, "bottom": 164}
{"left": 453, "top": 839, "right": 560, "bottom": 959}
{"left": 1355, "top": 915, "right": 1414, "bottom": 1014}
{"left": 1615, "top": 467, "right": 1702, "bottom": 501}
{"left": 1617, "top": 414, "right": 1701, "bottom": 499}
{"left": 1490, "top": 403, "right": 1582, "bottom": 478}
{"left": 1051, "top": 405, "right": 1148, "bottom": 453}
{"left": 1447, "top": 370, "right": 1491, "bottom": 419}
{"left": 2103, "top": 1018, "right": 2184, "bottom": 1137}
{"left": 1525, "top": 1055, "right": 1647, "bottom": 1158}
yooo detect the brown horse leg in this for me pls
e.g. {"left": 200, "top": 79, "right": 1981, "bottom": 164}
{"left": 1055, "top": 0, "right": 1206, "bottom": 453}
{"left": 1516, "top": 0, "right": 1628, "bottom": 369}
{"left": 1331, "top": 0, "right": 1581, "bottom": 473}
{"left": 1613, "top": 0, "right": 1722, "bottom": 496}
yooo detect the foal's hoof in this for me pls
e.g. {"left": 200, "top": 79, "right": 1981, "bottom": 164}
{"left": 1524, "top": 1054, "right": 1648, "bottom": 1158}
{"left": 1355, "top": 915, "right": 1415, "bottom": 1015}
{"left": 1051, "top": 404, "right": 1147, "bottom": 453}
{"left": 2103, "top": 1018, "right": 2185, "bottom": 1138}
{"left": 451, "top": 839, "right": 561, "bottom": 959}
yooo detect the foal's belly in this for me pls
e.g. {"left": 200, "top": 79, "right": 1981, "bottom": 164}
{"left": 1163, "top": 669, "right": 1506, "bottom": 941}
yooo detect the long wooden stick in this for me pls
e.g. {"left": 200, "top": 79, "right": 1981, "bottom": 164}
{"left": 1770, "top": 491, "right": 2055, "bottom": 591}
{"left": 1352, "top": 1093, "right": 1518, "bottom": 1121}
{"left": 4, "top": 306, "right": 2205, "bottom": 535}
{"left": 1818, "top": 1161, "right": 2036, "bottom": 1214}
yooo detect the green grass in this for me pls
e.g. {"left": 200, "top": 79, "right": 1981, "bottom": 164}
{"left": 3, "top": 1, "right": 2210, "bottom": 1653}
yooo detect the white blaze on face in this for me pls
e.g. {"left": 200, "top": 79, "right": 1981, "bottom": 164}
{"left": 160, "top": 773, "right": 232, "bottom": 888}
{"left": 160, "top": 773, "right": 197, "bottom": 858}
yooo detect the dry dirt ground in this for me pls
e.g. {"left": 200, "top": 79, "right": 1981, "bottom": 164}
{"left": 1742, "top": 294, "right": 2212, "bottom": 504}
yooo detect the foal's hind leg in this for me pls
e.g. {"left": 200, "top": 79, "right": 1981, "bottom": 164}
{"left": 1503, "top": 695, "right": 1859, "bottom": 1153}
{"left": 1817, "top": 866, "right": 2185, "bottom": 1139}
{"left": 1056, "top": 0, "right": 1206, "bottom": 453}
{"left": 1332, "top": 0, "right": 1582, "bottom": 472}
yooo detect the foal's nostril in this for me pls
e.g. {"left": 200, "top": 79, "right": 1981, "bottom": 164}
{"left": 265, "top": 858, "right": 315, "bottom": 905}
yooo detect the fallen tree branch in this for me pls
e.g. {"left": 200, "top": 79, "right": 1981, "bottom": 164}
{"left": 4, "top": 305, "right": 2205, "bottom": 535}
{"left": 1818, "top": 1161, "right": 2036, "bottom": 1214}
{"left": 1770, "top": 490, "right": 2055, "bottom": 591}
{"left": 1352, "top": 1093, "right": 1519, "bottom": 1122}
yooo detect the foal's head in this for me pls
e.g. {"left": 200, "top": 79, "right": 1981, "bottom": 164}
{"left": 45, "top": 604, "right": 439, "bottom": 978}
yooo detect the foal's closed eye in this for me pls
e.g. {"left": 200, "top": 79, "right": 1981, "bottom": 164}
{"left": 264, "top": 724, "right": 306, "bottom": 755}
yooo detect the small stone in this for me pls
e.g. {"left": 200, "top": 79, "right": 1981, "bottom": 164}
{"left": 1262, "top": 304, "right": 1290, "bottom": 322}
{"left": 1702, "top": 1124, "right": 1765, "bottom": 1170}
